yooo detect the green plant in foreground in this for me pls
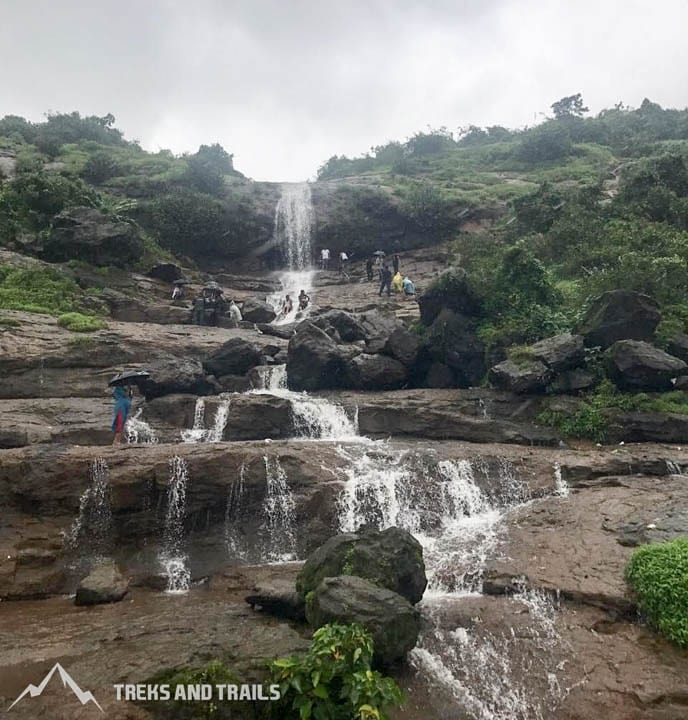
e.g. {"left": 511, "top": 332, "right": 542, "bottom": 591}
{"left": 57, "top": 312, "right": 105, "bottom": 332}
{"left": 271, "top": 623, "right": 403, "bottom": 720}
{"left": 626, "top": 538, "right": 688, "bottom": 647}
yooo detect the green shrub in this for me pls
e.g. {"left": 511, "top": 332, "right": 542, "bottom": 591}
{"left": 57, "top": 312, "right": 105, "bottom": 332}
{"left": 0, "top": 266, "right": 87, "bottom": 314}
{"left": 270, "top": 623, "right": 403, "bottom": 720}
{"left": 626, "top": 538, "right": 688, "bottom": 646}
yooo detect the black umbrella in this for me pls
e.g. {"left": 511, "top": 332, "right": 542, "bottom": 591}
{"left": 173, "top": 278, "right": 191, "bottom": 285}
{"left": 108, "top": 370, "right": 151, "bottom": 387}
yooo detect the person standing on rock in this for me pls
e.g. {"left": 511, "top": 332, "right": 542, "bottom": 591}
{"left": 192, "top": 294, "right": 205, "bottom": 325}
{"left": 366, "top": 257, "right": 374, "bottom": 282}
{"left": 379, "top": 264, "right": 392, "bottom": 297}
{"left": 393, "top": 253, "right": 400, "bottom": 275}
{"left": 111, "top": 386, "right": 132, "bottom": 446}
{"left": 320, "top": 248, "right": 330, "bottom": 270}
{"left": 228, "top": 298, "right": 242, "bottom": 327}
{"left": 339, "top": 250, "right": 349, "bottom": 274}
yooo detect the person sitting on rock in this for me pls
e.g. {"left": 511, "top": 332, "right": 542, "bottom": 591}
{"left": 281, "top": 294, "right": 293, "bottom": 317}
{"left": 298, "top": 289, "right": 310, "bottom": 311}
{"left": 402, "top": 276, "right": 416, "bottom": 300}
{"left": 112, "top": 386, "right": 132, "bottom": 446}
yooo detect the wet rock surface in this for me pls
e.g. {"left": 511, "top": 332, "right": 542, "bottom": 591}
{"left": 75, "top": 559, "right": 129, "bottom": 605}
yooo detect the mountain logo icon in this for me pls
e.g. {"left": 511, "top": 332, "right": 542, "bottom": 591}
{"left": 8, "top": 662, "right": 104, "bottom": 713}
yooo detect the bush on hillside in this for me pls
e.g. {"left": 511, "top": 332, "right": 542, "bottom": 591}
{"left": 626, "top": 538, "right": 688, "bottom": 647}
{"left": 57, "top": 312, "right": 106, "bottom": 332}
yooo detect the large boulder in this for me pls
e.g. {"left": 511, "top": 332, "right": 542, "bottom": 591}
{"left": 605, "top": 340, "right": 687, "bottom": 391}
{"left": 245, "top": 579, "right": 306, "bottom": 621}
{"left": 305, "top": 576, "right": 420, "bottom": 666}
{"left": 577, "top": 290, "right": 661, "bottom": 349}
{"left": 241, "top": 297, "right": 277, "bottom": 324}
{"left": 146, "top": 262, "right": 182, "bottom": 283}
{"left": 203, "top": 338, "right": 263, "bottom": 376}
{"left": 418, "top": 268, "right": 482, "bottom": 326}
{"left": 488, "top": 359, "right": 552, "bottom": 394}
{"left": 287, "top": 323, "right": 349, "bottom": 391}
{"left": 140, "top": 354, "right": 213, "bottom": 400}
{"left": 296, "top": 527, "right": 427, "bottom": 605}
{"left": 383, "top": 326, "right": 419, "bottom": 368}
{"left": 359, "top": 310, "right": 402, "bottom": 353}
{"left": 667, "top": 333, "right": 688, "bottom": 364}
{"left": 417, "top": 309, "right": 485, "bottom": 387}
{"left": 42, "top": 207, "right": 144, "bottom": 267}
{"left": 75, "top": 560, "right": 129, "bottom": 606}
{"left": 528, "top": 333, "right": 585, "bottom": 372}
{"left": 311, "top": 310, "right": 367, "bottom": 343}
{"left": 346, "top": 353, "right": 408, "bottom": 391}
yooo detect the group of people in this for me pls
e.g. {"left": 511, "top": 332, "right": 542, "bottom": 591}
{"left": 366, "top": 253, "right": 416, "bottom": 300}
{"left": 189, "top": 285, "right": 242, "bottom": 327}
{"left": 319, "top": 248, "right": 349, "bottom": 274}
{"left": 279, "top": 289, "right": 310, "bottom": 318}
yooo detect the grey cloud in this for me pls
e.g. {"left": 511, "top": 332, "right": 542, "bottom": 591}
{"left": 1, "top": 0, "right": 686, "bottom": 180}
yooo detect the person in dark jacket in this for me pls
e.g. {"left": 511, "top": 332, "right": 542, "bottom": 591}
{"left": 111, "top": 386, "right": 132, "bottom": 446}
{"left": 379, "top": 265, "right": 392, "bottom": 297}
{"left": 393, "top": 253, "right": 400, "bottom": 275}
{"left": 366, "top": 257, "right": 374, "bottom": 281}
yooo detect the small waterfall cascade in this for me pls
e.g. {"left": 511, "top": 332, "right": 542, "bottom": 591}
{"left": 64, "top": 458, "right": 113, "bottom": 563}
{"left": 181, "top": 398, "right": 207, "bottom": 443}
{"left": 160, "top": 456, "right": 191, "bottom": 594}
{"left": 126, "top": 409, "right": 159, "bottom": 445}
{"left": 251, "top": 364, "right": 358, "bottom": 440}
{"left": 335, "top": 445, "right": 574, "bottom": 717}
{"left": 269, "top": 183, "right": 315, "bottom": 325}
{"left": 181, "top": 398, "right": 230, "bottom": 443}
{"left": 410, "top": 586, "right": 571, "bottom": 720}
{"left": 224, "top": 463, "right": 248, "bottom": 561}
{"left": 260, "top": 456, "right": 297, "bottom": 562}
{"left": 553, "top": 462, "right": 570, "bottom": 497}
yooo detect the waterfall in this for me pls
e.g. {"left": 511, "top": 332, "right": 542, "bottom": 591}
{"left": 64, "top": 458, "right": 113, "bottom": 565}
{"left": 553, "top": 462, "right": 570, "bottom": 497}
{"left": 181, "top": 398, "right": 230, "bottom": 443}
{"left": 126, "top": 409, "right": 159, "bottom": 445}
{"left": 251, "top": 364, "right": 358, "bottom": 440}
{"left": 224, "top": 463, "right": 248, "bottom": 561}
{"left": 269, "top": 183, "right": 315, "bottom": 325}
{"left": 260, "top": 456, "right": 297, "bottom": 562}
{"left": 181, "top": 398, "right": 207, "bottom": 443}
{"left": 160, "top": 456, "right": 191, "bottom": 594}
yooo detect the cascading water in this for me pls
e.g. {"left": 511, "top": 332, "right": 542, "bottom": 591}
{"left": 335, "top": 445, "right": 573, "bottom": 717}
{"left": 160, "top": 456, "right": 191, "bottom": 594}
{"left": 181, "top": 398, "right": 207, "bottom": 443}
{"left": 181, "top": 398, "right": 230, "bottom": 443}
{"left": 260, "top": 456, "right": 297, "bottom": 562}
{"left": 269, "top": 183, "right": 315, "bottom": 325}
{"left": 224, "top": 463, "right": 248, "bottom": 561}
{"left": 64, "top": 458, "right": 113, "bottom": 566}
{"left": 251, "top": 364, "right": 359, "bottom": 440}
{"left": 126, "top": 409, "right": 159, "bottom": 445}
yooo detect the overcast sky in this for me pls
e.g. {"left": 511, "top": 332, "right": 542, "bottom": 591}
{"left": 1, "top": 0, "right": 686, "bottom": 181}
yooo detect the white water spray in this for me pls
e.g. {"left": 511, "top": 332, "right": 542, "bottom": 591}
{"left": 161, "top": 456, "right": 191, "bottom": 594}
{"left": 269, "top": 183, "right": 315, "bottom": 325}
{"left": 261, "top": 456, "right": 297, "bottom": 562}
{"left": 224, "top": 463, "right": 248, "bottom": 561}
{"left": 126, "top": 409, "right": 159, "bottom": 445}
{"left": 181, "top": 398, "right": 230, "bottom": 443}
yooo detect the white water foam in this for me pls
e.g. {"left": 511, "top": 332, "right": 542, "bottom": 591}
{"left": 161, "top": 455, "right": 191, "bottom": 594}
{"left": 64, "top": 458, "right": 113, "bottom": 563}
{"left": 126, "top": 409, "right": 159, "bottom": 445}
{"left": 181, "top": 398, "right": 230, "bottom": 443}
{"left": 224, "top": 463, "right": 248, "bottom": 561}
{"left": 261, "top": 456, "right": 297, "bottom": 562}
